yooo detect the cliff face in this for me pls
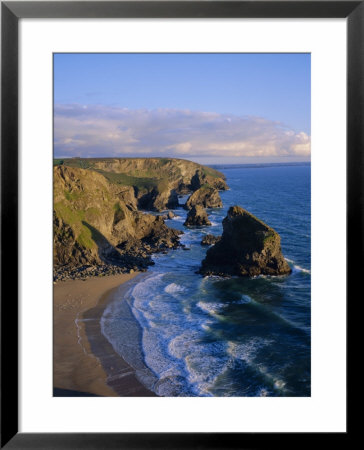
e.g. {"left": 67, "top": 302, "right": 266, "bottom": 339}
{"left": 53, "top": 165, "right": 182, "bottom": 279}
{"left": 200, "top": 206, "right": 291, "bottom": 277}
{"left": 56, "top": 157, "right": 228, "bottom": 211}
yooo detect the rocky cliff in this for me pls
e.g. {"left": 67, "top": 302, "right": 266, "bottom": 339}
{"left": 199, "top": 206, "right": 291, "bottom": 277}
{"left": 201, "top": 234, "right": 221, "bottom": 246}
{"left": 53, "top": 165, "right": 182, "bottom": 280}
{"left": 184, "top": 205, "right": 211, "bottom": 227}
{"left": 185, "top": 185, "right": 223, "bottom": 210}
{"left": 55, "top": 157, "right": 228, "bottom": 211}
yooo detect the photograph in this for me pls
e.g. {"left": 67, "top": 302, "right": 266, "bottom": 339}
{"left": 53, "top": 53, "right": 311, "bottom": 398}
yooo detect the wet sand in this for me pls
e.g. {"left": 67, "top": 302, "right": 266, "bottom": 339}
{"left": 53, "top": 273, "right": 155, "bottom": 396}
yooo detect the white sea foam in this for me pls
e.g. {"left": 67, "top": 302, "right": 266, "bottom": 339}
{"left": 293, "top": 264, "right": 311, "bottom": 274}
{"left": 165, "top": 283, "right": 186, "bottom": 295}
{"left": 201, "top": 320, "right": 214, "bottom": 332}
{"left": 122, "top": 273, "right": 195, "bottom": 395}
{"left": 274, "top": 379, "right": 287, "bottom": 390}
{"left": 197, "top": 300, "right": 225, "bottom": 316}
{"left": 172, "top": 215, "right": 185, "bottom": 222}
{"left": 186, "top": 350, "right": 231, "bottom": 396}
{"left": 166, "top": 333, "right": 233, "bottom": 396}
{"left": 100, "top": 282, "right": 162, "bottom": 393}
{"left": 286, "top": 258, "right": 311, "bottom": 274}
{"left": 117, "top": 271, "right": 235, "bottom": 396}
{"left": 227, "top": 338, "right": 272, "bottom": 365}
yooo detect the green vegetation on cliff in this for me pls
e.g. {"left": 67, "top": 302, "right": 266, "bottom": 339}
{"left": 95, "top": 170, "right": 162, "bottom": 191}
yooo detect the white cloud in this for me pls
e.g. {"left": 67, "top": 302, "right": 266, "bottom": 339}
{"left": 54, "top": 104, "right": 311, "bottom": 159}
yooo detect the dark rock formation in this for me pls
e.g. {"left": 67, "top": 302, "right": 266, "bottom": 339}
{"left": 185, "top": 185, "right": 222, "bottom": 210}
{"left": 190, "top": 169, "right": 228, "bottom": 192}
{"left": 190, "top": 169, "right": 208, "bottom": 190}
{"left": 176, "top": 182, "right": 191, "bottom": 195}
{"left": 199, "top": 206, "right": 291, "bottom": 277}
{"left": 184, "top": 206, "right": 211, "bottom": 227}
{"left": 53, "top": 212, "right": 99, "bottom": 268}
{"left": 211, "top": 178, "right": 229, "bottom": 191}
{"left": 138, "top": 187, "right": 179, "bottom": 212}
{"left": 201, "top": 234, "right": 221, "bottom": 246}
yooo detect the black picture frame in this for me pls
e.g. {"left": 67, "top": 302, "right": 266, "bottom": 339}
{"left": 1, "top": 1, "right": 359, "bottom": 448}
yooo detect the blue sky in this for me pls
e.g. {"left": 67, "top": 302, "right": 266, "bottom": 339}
{"left": 54, "top": 53, "right": 310, "bottom": 163}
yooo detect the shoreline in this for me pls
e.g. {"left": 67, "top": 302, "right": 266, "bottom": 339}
{"left": 53, "top": 272, "right": 156, "bottom": 397}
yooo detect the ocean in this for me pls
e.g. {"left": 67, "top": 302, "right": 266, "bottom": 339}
{"left": 101, "top": 163, "right": 311, "bottom": 397}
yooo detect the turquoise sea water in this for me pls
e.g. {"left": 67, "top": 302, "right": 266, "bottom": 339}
{"left": 101, "top": 164, "right": 311, "bottom": 396}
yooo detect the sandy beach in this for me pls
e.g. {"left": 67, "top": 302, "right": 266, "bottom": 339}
{"left": 53, "top": 273, "right": 156, "bottom": 397}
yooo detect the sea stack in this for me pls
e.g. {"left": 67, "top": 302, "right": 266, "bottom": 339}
{"left": 199, "top": 206, "right": 291, "bottom": 277}
{"left": 184, "top": 205, "right": 211, "bottom": 227}
{"left": 185, "top": 185, "right": 223, "bottom": 210}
